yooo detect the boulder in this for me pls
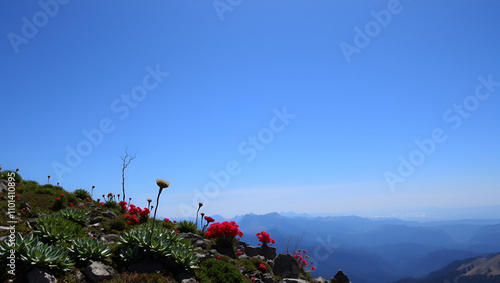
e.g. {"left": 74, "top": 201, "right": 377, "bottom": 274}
{"left": 272, "top": 253, "right": 300, "bottom": 279}
{"left": 312, "top": 277, "right": 329, "bottom": 283}
{"left": 330, "top": 270, "right": 350, "bottom": 283}
{"left": 27, "top": 268, "right": 56, "bottom": 283}
{"left": 85, "top": 260, "right": 115, "bottom": 282}
{"left": 245, "top": 245, "right": 276, "bottom": 260}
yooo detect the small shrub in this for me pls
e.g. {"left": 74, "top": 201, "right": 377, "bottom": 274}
{"left": 73, "top": 188, "right": 91, "bottom": 200}
{"left": 104, "top": 200, "right": 120, "bottom": 210}
{"left": 177, "top": 220, "right": 197, "bottom": 233}
{"left": 110, "top": 218, "right": 128, "bottom": 231}
{"left": 199, "top": 258, "right": 243, "bottom": 283}
{"left": 0, "top": 170, "right": 22, "bottom": 184}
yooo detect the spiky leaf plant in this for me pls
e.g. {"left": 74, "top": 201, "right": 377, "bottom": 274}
{"left": 59, "top": 207, "right": 89, "bottom": 225}
{"left": 68, "top": 238, "right": 112, "bottom": 263}
{"left": 177, "top": 220, "right": 198, "bottom": 233}
{"left": 35, "top": 214, "right": 86, "bottom": 244}
{"left": 0, "top": 233, "right": 74, "bottom": 272}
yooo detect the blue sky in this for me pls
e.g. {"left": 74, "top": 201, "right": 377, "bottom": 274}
{"left": 1, "top": 0, "right": 499, "bottom": 220}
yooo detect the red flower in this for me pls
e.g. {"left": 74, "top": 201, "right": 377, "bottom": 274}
{"left": 82, "top": 206, "right": 85, "bottom": 209}
{"left": 217, "top": 256, "right": 221, "bottom": 259}
{"left": 205, "top": 221, "right": 244, "bottom": 240}
{"left": 256, "top": 231, "right": 275, "bottom": 246}
{"left": 204, "top": 216, "right": 215, "bottom": 223}
{"left": 86, "top": 197, "right": 90, "bottom": 201}
{"left": 173, "top": 220, "right": 177, "bottom": 223}
{"left": 311, "top": 266, "right": 316, "bottom": 271}
{"left": 60, "top": 194, "right": 64, "bottom": 197}
{"left": 237, "top": 250, "right": 242, "bottom": 256}
{"left": 258, "top": 263, "right": 266, "bottom": 271}
{"left": 164, "top": 218, "right": 171, "bottom": 223}
{"left": 70, "top": 203, "right": 73, "bottom": 205}
{"left": 251, "top": 278, "right": 255, "bottom": 281}
{"left": 303, "top": 250, "right": 306, "bottom": 253}
{"left": 56, "top": 197, "right": 60, "bottom": 201}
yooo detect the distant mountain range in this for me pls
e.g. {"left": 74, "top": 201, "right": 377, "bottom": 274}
{"left": 190, "top": 211, "right": 500, "bottom": 283}
{"left": 393, "top": 252, "right": 500, "bottom": 283}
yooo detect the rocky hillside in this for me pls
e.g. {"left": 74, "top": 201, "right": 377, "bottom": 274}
{"left": 0, "top": 170, "right": 351, "bottom": 283}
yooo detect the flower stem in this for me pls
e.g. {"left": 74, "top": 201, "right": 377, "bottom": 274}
{"left": 149, "top": 192, "right": 161, "bottom": 245}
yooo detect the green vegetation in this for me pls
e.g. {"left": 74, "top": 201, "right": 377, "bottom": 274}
{"left": 0, "top": 169, "right": 317, "bottom": 282}
{"left": 199, "top": 258, "right": 243, "bottom": 283}
{"left": 73, "top": 188, "right": 91, "bottom": 200}
{"left": 177, "top": 220, "right": 198, "bottom": 233}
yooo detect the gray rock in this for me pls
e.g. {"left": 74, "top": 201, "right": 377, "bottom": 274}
{"left": 272, "top": 253, "right": 300, "bottom": 279}
{"left": 74, "top": 269, "right": 85, "bottom": 281}
{"left": 85, "top": 260, "right": 115, "bottom": 282}
{"left": 27, "top": 268, "right": 57, "bottom": 283}
{"left": 195, "top": 239, "right": 207, "bottom": 248}
{"left": 129, "top": 257, "right": 163, "bottom": 273}
{"left": 312, "top": 277, "right": 329, "bottom": 283}
{"left": 0, "top": 180, "right": 8, "bottom": 193}
{"left": 283, "top": 279, "right": 310, "bottom": 283}
{"left": 180, "top": 232, "right": 204, "bottom": 242}
{"left": 100, "top": 234, "right": 120, "bottom": 245}
{"left": 101, "top": 210, "right": 117, "bottom": 218}
{"left": 330, "top": 270, "right": 350, "bottom": 283}
{"left": 89, "top": 216, "right": 103, "bottom": 224}
{"left": 176, "top": 273, "right": 193, "bottom": 282}
{"left": 245, "top": 246, "right": 261, "bottom": 257}
{"left": 262, "top": 273, "right": 278, "bottom": 283}
{"left": 245, "top": 245, "right": 277, "bottom": 260}
{"left": 181, "top": 279, "right": 198, "bottom": 283}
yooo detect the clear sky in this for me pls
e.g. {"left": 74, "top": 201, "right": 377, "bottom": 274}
{"left": 1, "top": 0, "right": 499, "bottom": 220}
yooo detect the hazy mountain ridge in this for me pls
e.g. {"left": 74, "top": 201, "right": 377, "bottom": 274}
{"left": 393, "top": 252, "right": 500, "bottom": 283}
{"left": 228, "top": 212, "right": 500, "bottom": 283}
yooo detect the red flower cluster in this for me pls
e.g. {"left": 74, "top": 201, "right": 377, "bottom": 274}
{"left": 164, "top": 218, "right": 171, "bottom": 223}
{"left": 204, "top": 216, "right": 215, "bottom": 223}
{"left": 258, "top": 263, "right": 266, "bottom": 271}
{"left": 124, "top": 214, "right": 139, "bottom": 223}
{"left": 294, "top": 249, "right": 315, "bottom": 271}
{"left": 256, "top": 231, "right": 276, "bottom": 246}
{"left": 205, "top": 221, "right": 244, "bottom": 240}
{"left": 119, "top": 202, "right": 150, "bottom": 218}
